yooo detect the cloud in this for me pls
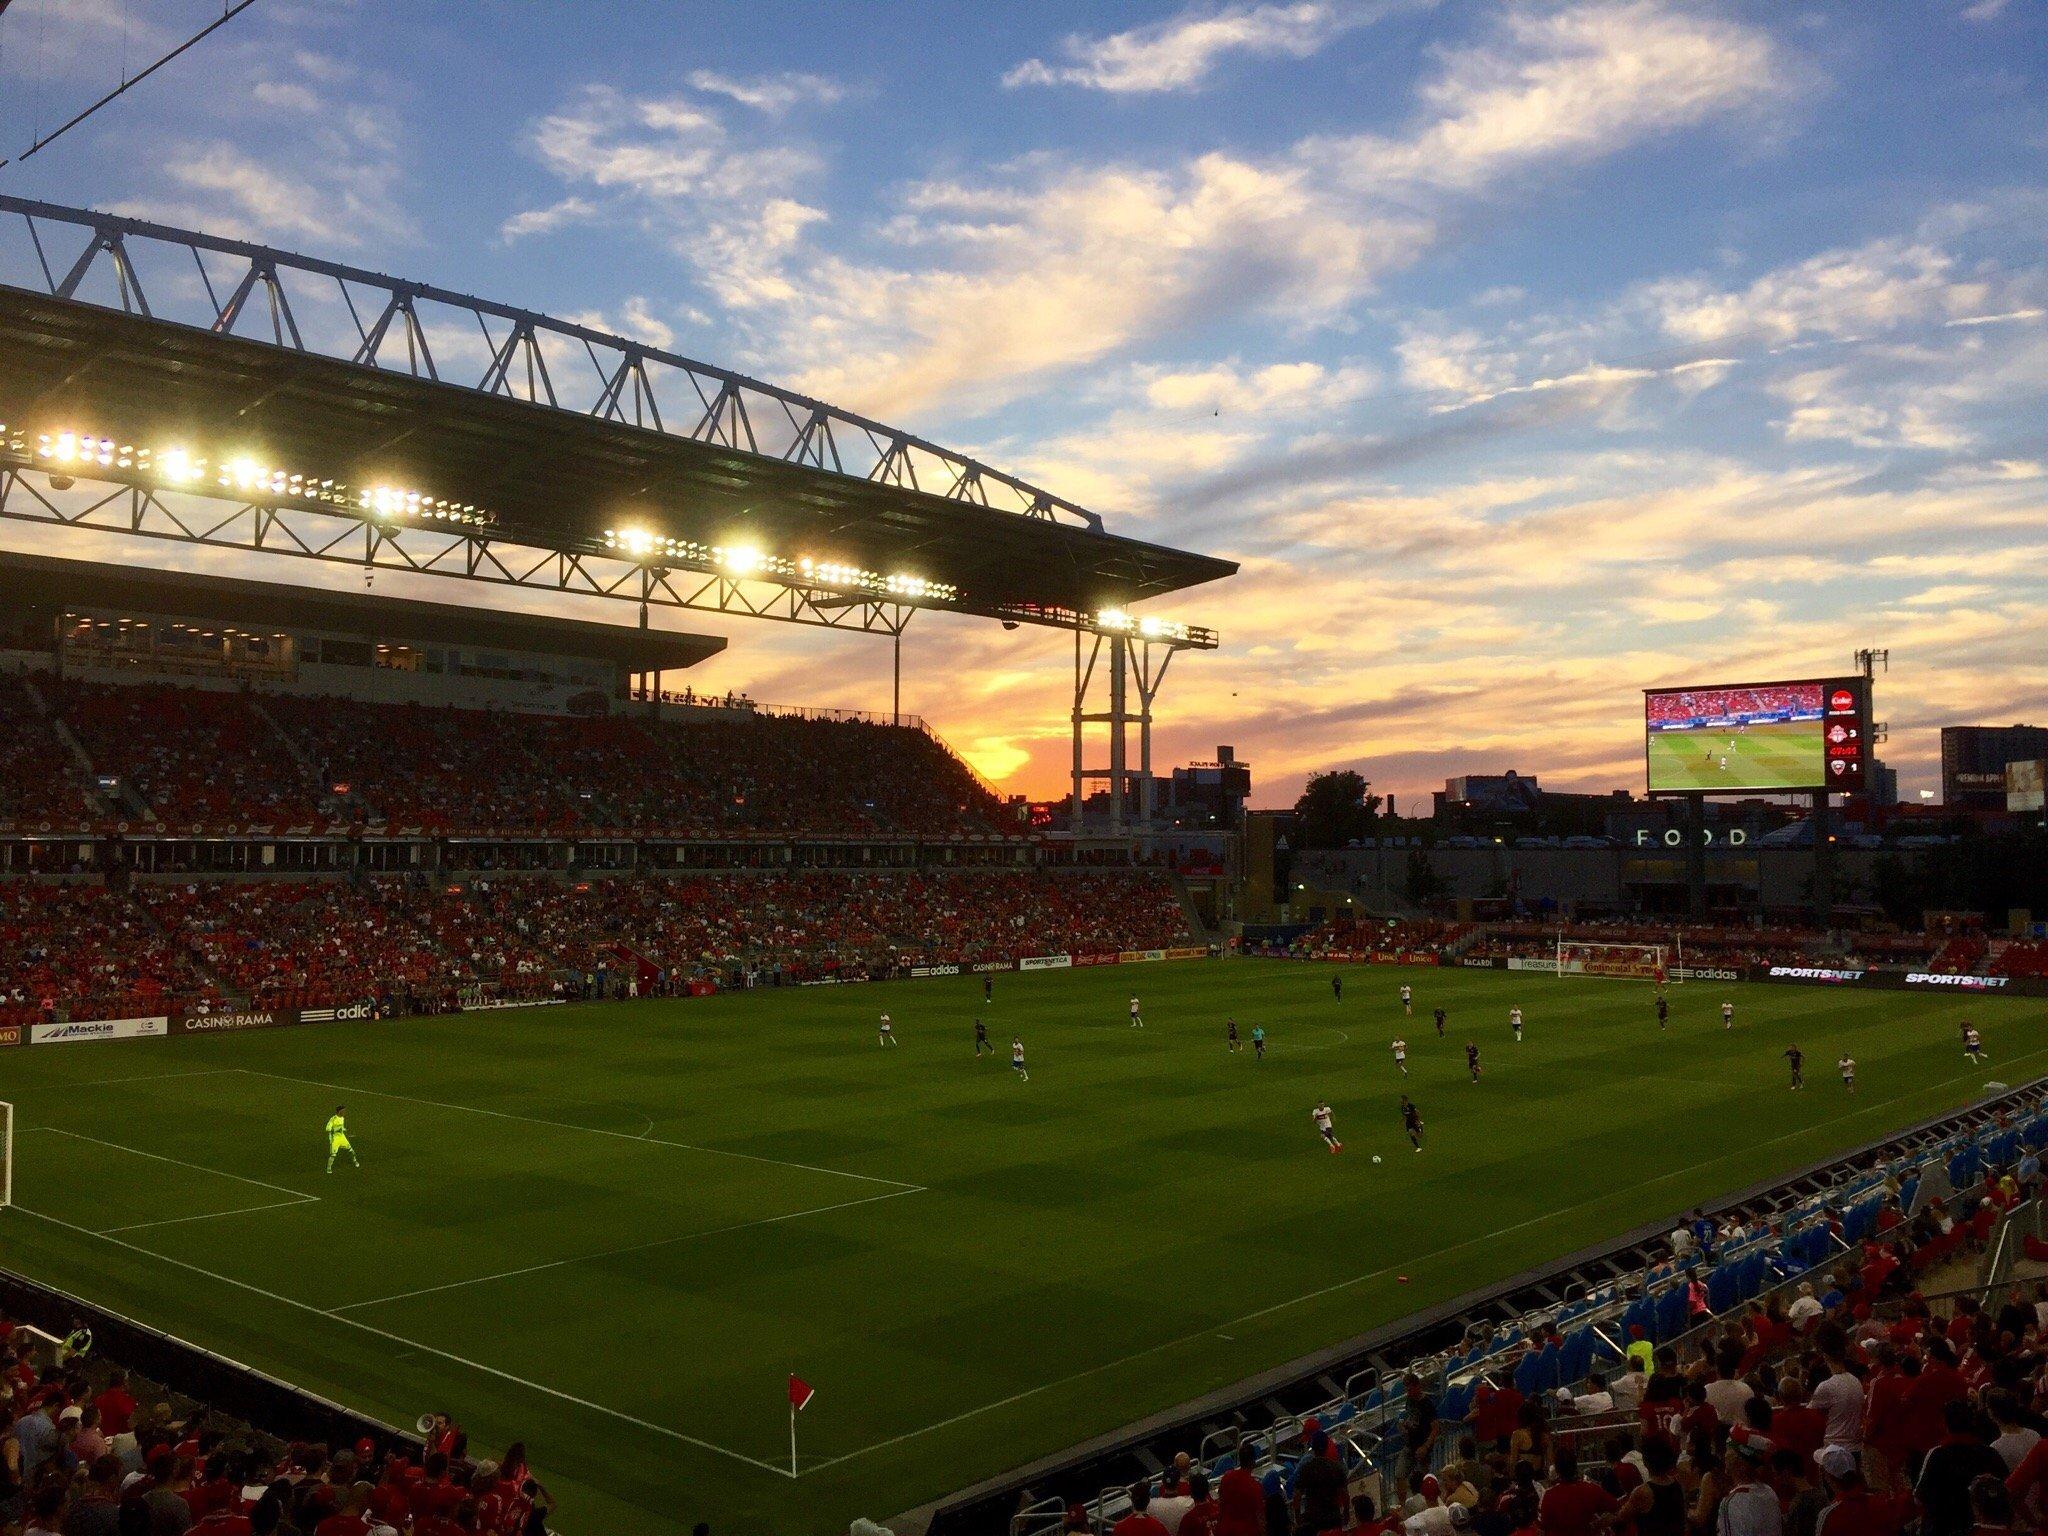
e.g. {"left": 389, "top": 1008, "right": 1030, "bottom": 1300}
{"left": 499, "top": 196, "right": 598, "bottom": 243}
{"left": 685, "top": 69, "right": 846, "bottom": 114}
{"left": 1005, "top": 1, "right": 1376, "bottom": 94}
{"left": 1322, "top": 1, "right": 1785, "bottom": 194}
{"left": 527, "top": 85, "right": 820, "bottom": 202}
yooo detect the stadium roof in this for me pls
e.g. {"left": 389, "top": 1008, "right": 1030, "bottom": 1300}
{"left": 0, "top": 548, "right": 725, "bottom": 671}
{"left": 0, "top": 198, "right": 1237, "bottom": 630}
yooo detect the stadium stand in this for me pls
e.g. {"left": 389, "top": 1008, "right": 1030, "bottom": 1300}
{"left": 984, "top": 1085, "right": 2048, "bottom": 1536}
{"left": 8, "top": 869, "right": 1192, "bottom": 1021}
{"left": 0, "top": 881, "right": 219, "bottom": 1028}
{"left": 0, "top": 674, "right": 101, "bottom": 831}
{"left": 0, "top": 1307, "right": 551, "bottom": 1536}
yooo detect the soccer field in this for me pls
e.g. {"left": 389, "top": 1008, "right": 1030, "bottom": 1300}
{"left": 0, "top": 960, "right": 2038, "bottom": 1534}
{"left": 1647, "top": 717, "right": 1819, "bottom": 792}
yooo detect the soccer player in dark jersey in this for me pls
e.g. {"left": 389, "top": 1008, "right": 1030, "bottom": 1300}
{"left": 1655, "top": 994, "right": 1669, "bottom": 1030}
{"left": 1401, "top": 1095, "right": 1424, "bottom": 1151}
{"left": 974, "top": 1018, "right": 993, "bottom": 1056}
{"left": 1466, "top": 1042, "right": 1482, "bottom": 1082}
{"left": 1783, "top": 1044, "right": 1803, "bottom": 1089}
{"left": 1332, "top": 973, "right": 1343, "bottom": 1001}
{"left": 1432, "top": 1006, "right": 1446, "bottom": 1037}
{"left": 984, "top": 973, "right": 994, "bottom": 1004}
{"left": 1226, "top": 1017, "right": 1240, "bottom": 1053}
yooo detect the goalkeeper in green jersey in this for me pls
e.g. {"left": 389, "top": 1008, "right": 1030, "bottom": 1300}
{"left": 325, "top": 1106, "right": 360, "bottom": 1172}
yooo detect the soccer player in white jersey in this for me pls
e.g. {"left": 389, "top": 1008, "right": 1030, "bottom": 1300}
{"left": 1011, "top": 1036, "right": 1029, "bottom": 1082}
{"left": 1391, "top": 1037, "right": 1408, "bottom": 1077}
{"left": 878, "top": 1012, "right": 897, "bottom": 1046}
{"left": 1129, "top": 995, "right": 1143, "bottom": 1027}
{"left": 1964, "top": 1025, "right": 1987, "bottom": 1064}
{"left": 1510, "top": 1006, "right": 1523, "bottom": 1042}
{"left": 1400, "top": 984, "right": 1412, "bottom": 1016}
{"left": 1722, "top": 1000, "right": 1734, "bottom": 1030}
{"left": 1311, "top": 1102, "right": 1343, "bottom": 1154}
{"left": 1838, "top": 1054, "right": 1856, "bottom": 1092}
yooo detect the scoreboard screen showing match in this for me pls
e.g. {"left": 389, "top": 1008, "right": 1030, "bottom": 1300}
{"left": 1645, "top": 677, "right": 1869, "bottom": 796}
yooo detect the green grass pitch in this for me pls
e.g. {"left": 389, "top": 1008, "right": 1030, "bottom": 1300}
{"left": 0, "top": 960, "right": 2038, "bottom": 1534}
{"left": 1647, "top": 717, "right": 1821, "bottom": 793}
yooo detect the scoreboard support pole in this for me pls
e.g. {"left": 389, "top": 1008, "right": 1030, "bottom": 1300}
{"left": 1811, "top": 791, "right": 1834, "bottom": 927}
{"left": 1683, "top": 794, "right": 1708, "bottom": 919}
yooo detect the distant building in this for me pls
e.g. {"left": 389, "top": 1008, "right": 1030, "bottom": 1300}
{"left": 1942, "top": 725, "right": 2048, "bottom": 809}
{"left": 1163, "top": 746, "right": 1252, "bottom": 830}
{"left": 2008, "top": 759, "right": 2048, "bottom": 816}
{"left": 1865, "top": 757, "right": 1899, "bottom": 809}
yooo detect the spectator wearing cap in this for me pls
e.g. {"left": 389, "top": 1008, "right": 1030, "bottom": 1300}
{"left": 1916, "top": 1400, "right": 2007, "bottom": 1536}
{"left": 1789, "top": 1284, "right": 1825, "bottom": 1334}
{"left": 1813, "top": 1446, "right": 1889, "bottom": 1536}
{"left": 1720, "top": 1432, "right": 1784, "bottom": 1536}
{"left": 1150, "top": 1457, "right": 1197, "bottom": 1536}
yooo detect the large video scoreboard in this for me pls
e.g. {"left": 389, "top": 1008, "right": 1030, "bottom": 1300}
{"left": 1645, "top": 676, "right": 1869, "bottom": 796}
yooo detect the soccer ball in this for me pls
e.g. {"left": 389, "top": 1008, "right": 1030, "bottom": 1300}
{"left": 1371, "top": 1154, "right": 1383, "bottom": 1164}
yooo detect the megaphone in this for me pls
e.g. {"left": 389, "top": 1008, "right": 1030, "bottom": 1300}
{"left": 416, "top": 1413, "right": 437, "bottom": 1436}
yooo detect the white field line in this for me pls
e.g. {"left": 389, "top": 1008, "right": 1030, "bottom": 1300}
{"left": 231, "top": 1069, "right": 924, "bottom": 1192}
{"left": 100, "top": 1198, "right": 316, "bottom": 1236}
{"left": 800, "top": 1046, "right": 2048, "bottom": 1476}
{"left": 65, "top": 1069, "right": 246, "bottom": 1089}
{"left": 4, "top": 1204, "right": 797, "bottom": 1481}
{"left": 28, "top": 1127, "right": 319, "bottom": 1201}
{"left": 329, "top": 1185, "right": 925, "bottom": 1314}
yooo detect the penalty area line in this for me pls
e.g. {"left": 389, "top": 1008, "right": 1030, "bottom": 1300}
{"left": 230, "top": 1069, "right": 924, "bottom": 1193}
{"left": 1, "top": 1205, "right": 799, "bottom": 1481}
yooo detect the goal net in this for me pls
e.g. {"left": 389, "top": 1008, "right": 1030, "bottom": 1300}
{"left": 1557, "top": 941, "right": 1669, "bottom": 981}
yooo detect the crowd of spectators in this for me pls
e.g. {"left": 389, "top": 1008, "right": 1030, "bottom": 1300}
{"left": 0, "top": 677, "right": 1010, "bottom": 838}
{"left": 0, "top": 678, "right": 98, "bottom": 831}
{"left": 0, "top": 1318, "right": 550, "bottom": 1535}
{"left": 45, "top": 682, "right": 329, "bottom": 831}
{"left": 135, "top": 882, "right": 460, "bottom": 1014}
{"left": 1647, "top": 686, "right": 1821, "bottom": 729}
{"left": 1, "top": 869, "right": 1192, "bottom": 1021}
{"left": 0, "top": 882, "right": 218, "bottom": 1028}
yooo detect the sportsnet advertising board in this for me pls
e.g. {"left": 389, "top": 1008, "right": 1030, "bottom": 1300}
{"left": 1645, "top": 677, "right": 1869, "bottom": 796}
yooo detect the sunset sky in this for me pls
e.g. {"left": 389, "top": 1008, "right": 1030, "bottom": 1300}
{"left": 2, "top": 0, "right": 2045, "bottom": 808}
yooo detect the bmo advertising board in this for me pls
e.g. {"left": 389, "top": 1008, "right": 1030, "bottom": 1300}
{"left": 1645, "top": 677, "right": 1870, "bottom": 796}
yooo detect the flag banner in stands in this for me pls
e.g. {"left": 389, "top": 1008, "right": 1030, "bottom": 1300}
{"left": 30, "top": 1016, "right": 169, "bottom": 1045}
{"left": 173, "top": 1010, "right": 295, "bottom": 1035}
{"left": 1018, "top": 954, "right": 1072, "bottom": 971}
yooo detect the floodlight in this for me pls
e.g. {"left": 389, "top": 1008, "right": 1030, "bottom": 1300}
{"left": 156, "top": 448, "right": 199, "bottom": 484}
{"left": 721, "top": 544, "right": 765, "bottom": 576}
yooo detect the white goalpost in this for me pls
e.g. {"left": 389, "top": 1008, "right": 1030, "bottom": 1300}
{"left": 1554, "top": 938, "right": 1670, "bottom": 981}
{"left": 1, "top": 1102, "right": 11, "bottom": 1209}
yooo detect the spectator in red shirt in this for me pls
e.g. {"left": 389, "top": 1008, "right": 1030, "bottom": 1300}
{"left": 1538, "top": 1448, "right": 1619, "bottom": 1536}
{"left": 1111, "top": 1482, "right": 1172, "bottom": 1536}
{"left": 92, "top": 1372, "right": 136, "bottom": 1439}
{"left": 1178, "top": 1473, "right": 1220, "bottom": 1536}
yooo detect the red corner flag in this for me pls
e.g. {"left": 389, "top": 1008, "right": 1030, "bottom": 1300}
{"left": 788, "top": 1376, "right": 815, "bottom": 1477}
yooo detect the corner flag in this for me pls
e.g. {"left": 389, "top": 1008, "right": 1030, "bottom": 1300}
{"left": 788, "top": 1375, "right": 815, "bottom": 1475}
